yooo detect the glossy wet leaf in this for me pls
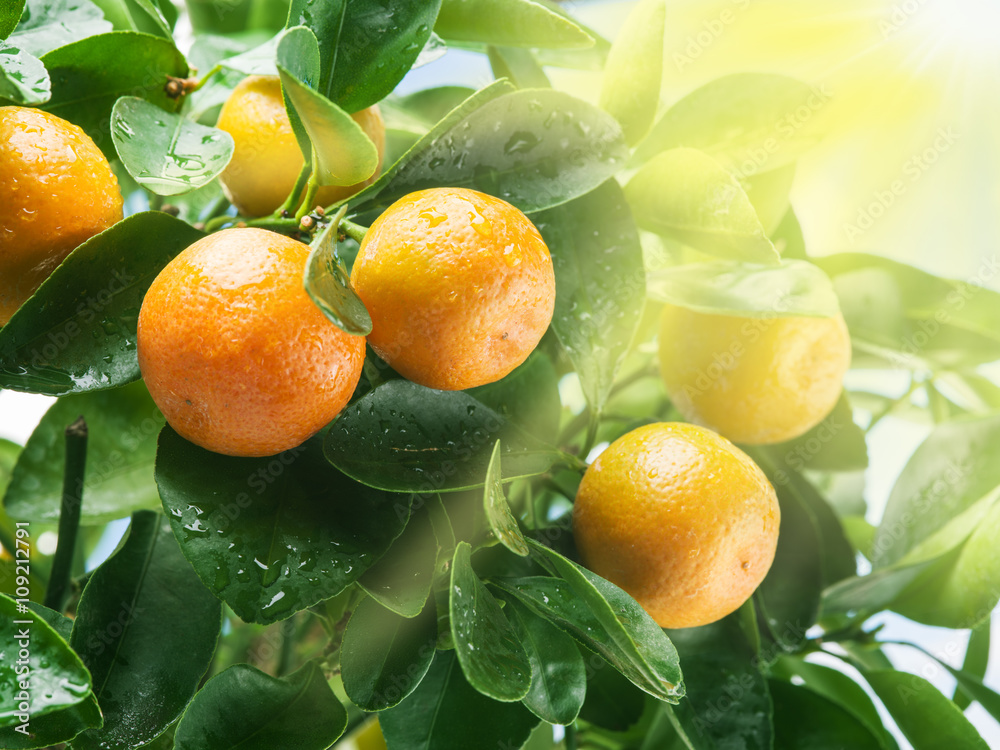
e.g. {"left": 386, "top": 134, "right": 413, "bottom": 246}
{"left": 0, "top": 594, "right": 93, "bottom": 726}
{"left": 341, "top": 595, "right": 437, "bottom": 711}
{"left": 862, "top": 670, "right": 988, "bottom": 750}
{"left": 0, "top": 40, "right": 49, "bottom": 105}
{"left": 358, "top": 507, "right": 437, "bottom": 618}
{"left": 276, "top": 26, "right": 379, "bottom": 187}
{"left": 0, "top": 212, "right": 203, "bottom": 396}
{"left": 533, "top": 180, "right": 645, "bottom": 411}
{"left": 501, "top": 595, "right": 586, "bottom": 725}
{"left": 173, "top": 662, "right": 347, "bottom": 750}
{"left": 482, "top": 442, "right": 529, "bottom": 556}
{"left": 598, "top": 0, "right": 664, "bottom": 145}
{"left": 110, "top": 97, "right": 234, "bottom": 196}
{"left": 498, "top": 541, "right": 684, "bottom": 703}
{"left": 287, "top": 0, "right": 442, "bottom": 113}
{"left": 349, "top": 88, "right": 628, "bottom": 220}
{"left": 487, "top": 45, "right": 550, "bottom": 89}
{"left": 626, "top": 147, "right": 780, "bottom": 264}
{"left": 647, "top": 259, "right": 841, "bottom": 319}
{"left": 0, "top": 0, "right": 24, "bottom": 38}
{"left": 450, "top": 543, "right": 530, "bottom": 702}
{"left": 8, "top": 0, "right": 111, "bottom": 58}
{"left": 380, "top": 650, "right": 540, "bottom": 750}
{"left": 324, "top": 380, "right": 562, "bottom": 493}
{"left": 635, "top": 73, "right": 826, "bottom": 172}
{"left": 666, "top": 613, "right": 773, "bottom": 750}
{"left": 304, "top": 219, "right": 372, "bottom": 336}
{"left": 39, "top": 31, "right": 188, "bottom": 159}
{"left": 770, "top": 679, "right": 884, "bottom": 750}
{"left": 436, "top": 0, "right": 594, "bottom": 49}
{"left": 3, "top": 381, "right": 164, "bottom": 524}
{"left": 0, "top": 694, "right": 101, "bottom": 750}
{"left": 156, "top": 428, "right": 411, "bottom": 624}
{"left": 89, "top": 0, "right": 171, "bottom": 38}
{"left": 467, "top": 352, "right": 561, "bottom": 444}
{"left": 70, "top": 511, "right": 222, "bottom": 750}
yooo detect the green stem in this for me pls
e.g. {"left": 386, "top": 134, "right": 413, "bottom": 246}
{"left": 277, "top": 614, "right": 297, "bottom": 677}
{"left": 565, "top": 722, "right": 578, "bottom": 750}
{"left": 277, "top": 164, "right": 311, "bottom": 217}
{"left": 44, "top": 417, "right": 88, "bottom": 612}
{"left": 189, "top": 64, "right": 222, "bottom": 93}
{"left": 204, "top": 214, "right": 236, "bottom": 233}
{"left": 340, "top": 218, "right": 368, "bottom": 245}
{"left": 295, "top": 171, "right": 320, "bottom": 223}
{"left": 865, "top": 376, "right": 921, "bottom": 433}
{"left": 246, "top": 217, "right": 300, "bottom": 232}
{"left": 580, "top": 408, "right": 601, "bottom": 458}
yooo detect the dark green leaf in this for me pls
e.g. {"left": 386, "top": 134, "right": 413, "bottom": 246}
{"left": 0, "top": 40, "right": 49, "bottom": 104}
{"left": 111, "top": 96, "right": 234, "bottom": 196}
{"left": 599, "top": 0, "right": 664, "bottom": 145}
{"left": 0, "top": 212, "right": 203, "bottom": 396}
{"left": 487, "top": 45, "right": 550, "bottom": 89}
{"left": 647, "top": 259, "right": 841, "bottom": 319}
{"left": 625, "top": 148, "right": 780, "bottom": 263}
{"left": 39, "top": 31, "right": 188, "bottom": 158}
{"left": 767, "top": 393, "right": 868, "bottom": 473}
{"left": 0, "top": 694, "right": 101, "bottom": 750}
{"left": 577, "top": 655, "right": 646, "bottom": 731}
{"left": 502, "top": 596, "right": 585, "bottom": 725}
{"left": 498, "top": 541, "right": 684, "bottom": 703}
{"left": 769, "top": 679, "right": 884, "bottom": 750}
{"left": 667, "top": 614, "right": 773, "bottom": 750}
{"left": 341, "top": 595, "right": 437, "bottom": 711}
{"left": 173, "top": 662, "right": 347, "bottom": 750}
{"left": 0, "top": 594, "right": 92, "bottom": 726}
{"left": 862, "top": 669, "right": 988, "bottom": 750}
{"left": 349, "top": 88, "right": 628, "bottom": 220}
{"left": 0, "top": 0, "right": 24, "bottom": 38}
{"left": 450, "top": 542, "right": 530, "bottom": 701}
{"left": 467, "top": 352, "right": 561, "bottom": 444}
{"left": 70, "top": 511, "right": 222, "bottom": 750}
{"left": 304, "top": 218, "right": 372, "bottom": 336}
{"left": 324, "top": 380, "right": 562, "bottom": 493}
{"left": 8, "top": 0, "right": 111, "bottom": 58}
{"left": 635, "top": 73, "right": 826, "bottom": 172}
{"left": 482, "top": 442, "right": 529, "bottom": 556}
{"left": 26, "top": 602, "right": 73, "bottom": 641}
{"left": 358, "top": 507, "right": 437, "bottom": 618}
{"left": 4, "top": 381, "right": 164, "bottom": 524}
{"left": 533, "top": 180, "right": 644, "bottom": 412}
{"left": 380, "top": 650, "right": 540, "bottom": 750}
{"left": 436, "top": 0, "right": 594, "bottom": 49}
{"left": 156, "top": 428, "right": 411, "bottom": 624}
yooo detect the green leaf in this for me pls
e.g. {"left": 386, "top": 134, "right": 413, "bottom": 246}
{"left": 173, "top": 662, "right": 347, "bottom": 750}
{"left": 767, "top": 393, "right": 868, "bottom": 473}
{"left": 817, "top": 253, "right": 1000, "bottom": 369}
{"left": 276, "top": 26, "right": 379, "bottom": 187}
{"left": 0, "top": 694, "right": 101, "bottom": 750}
{"left": 773, "top": 207, "right": 808, "bottom": 260}
{"left": 862, "top": 669, "right": 988, "bottom": 750}
{"left": 769, "top": 679, "right": 884, "bottom": 750}
{"left": 955, "top": 618, "right": 991, "bottom": 710}
{"left": 304, "top": 218, "right": 372, "bottom": 336}
{"left": 217, "top": 32, "right": 280, "bottom": 76}
{"left": 436, "top": 0, "right": 593, "bottom": 49}
{"left": 498, "top": 540, "right": 684, "bottom": 703}
{"left": 625, "top": 148, "right": 780, "bottom": 264}
{"left": 466, "top": 352, "right": 561, "bottom": 445}
{"left": 110, "top": 96, "right": 234, "bottom": 196}
{"left": 487, "top": 45, "right": 550, "bottom": 89}
{"left": 8, "top": 0, "right": 112, "bottom": 58}
{"left": 89, "top": 0, "right": 171, "bottom": 38}
{"left": 0, "top": 594, "right": 92, "bottom": 726}
{"left": 667, "top": 613, "right": 773, "bottom": 750}
{"left": 0, "top": 212, "right": 203, "bottom": 396}
{"left": 577, "top": 656, "right": 646, "bottom": 731}
{"left": 349, "top": 88, "right": 628, "bottom": 220}
{"left": 635, "top": 73, "right": 827, "bottom": 173}
{"left": 820, "top": 556, "right": 940, "bottom": 620}
{"left": 3, "top": 381, "right": 164, "bottom": 524}
{"left": 324, "top": 380, "right": 562, "bottom": 493}
{"left": 341, "top": 595, "right": 437, "bottom": 711}
{"left": 647, "top": 259, "right": 841, "bottom": 319}
{"left": 533, "top": 180, "right": 645, "bottom": 412}
{"left": 39, "top": 31, "right": 188, "bottom": 159}
{"left": 482, "top": 442, "right": 529, "bottom": 556}
{"left": 0, "top": 40, "right": 49, "bottom": 104}
{"left": 358, "top": 507, "right": 437, "bottom": 618}
{"left": 155, "top": 428, "right": 411, "bottom": 624}
{"left": 743, "top": 162, "right": 797, "bottom": 235}
{"left": 287, "top": 0, "right": 442, "bottom": 112}
{"left": 70, "top": 511, "right": 222, "bottom": 750}
{"left": 0, "top": 0, "right": 24, "bottom": 38}
{"left": 380, "top": 650, "right": 540, "bottom": 750}
{"left": 450, "top": 542, "right": 531, "bottom": 702}
{"left": 26, "top": 601, "right": 73, "bottom": 641}
{"left": 598, "top": 0, "right": 664, "bottom": 145}
{"left": 502, "top": 596, "right": 586, "bottom": 725}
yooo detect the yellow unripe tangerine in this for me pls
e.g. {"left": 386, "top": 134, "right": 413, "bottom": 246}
{"left": 215, "top": 75, "right": 385, "bottom": 217}
{"left": 0, "top": 106, "right": 123, "bottom": 324}
{"left": 658, "top": 305, "right": 851, "bottom": 445}
{"left": 573, "top": 422, "right": 780, "bottom": 629}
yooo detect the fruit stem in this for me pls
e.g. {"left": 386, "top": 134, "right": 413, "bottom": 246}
{"left": 278, "top": 164, "right": 311, "bottom": 217}
{"left": 188, "top": 64, "right": 222, "bottom": 94}
{"left": 295, "top": 174, "right": 320, "bottom": 223}
{"left": 44, "top": 417, "right": 88, "bottom": 612}
{"left": 204, "top": 214, "right": 236, "bottom": 233}
{"left": 340, "top": 219, "right": 368, "bottom": 245}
